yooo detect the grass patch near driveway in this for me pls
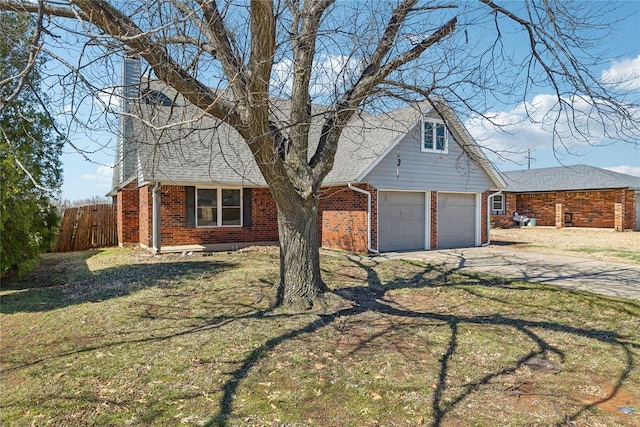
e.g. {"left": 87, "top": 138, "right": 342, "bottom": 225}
{"left": 569, "top": 247, "right": 640, "bottom": 263}
{"left": 2, "top": 247, "right": 639, "bottom": 426}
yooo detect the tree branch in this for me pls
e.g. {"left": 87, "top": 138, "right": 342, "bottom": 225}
{"left": 287, "top": 0, "right": 335, "bottom": 171}
{"left": 90, "top": 1, "right": 247, "bottom": 132}
{"left": 310, "top": 14, "right": 457, "bottom": 180}
{"left": 162, "top": 36, "right": 217, "bottom": 57}
{"left": 1, "top": 0, "right": 247, "bottom": 132}
{"left": 195, "top": 0, "right": 247, "bottom": 99}
{"left": 0, "top": 0, "right": 89, "bottom": 20}
{"left": 366, "top": 0, "right": 417, "bottom": 78}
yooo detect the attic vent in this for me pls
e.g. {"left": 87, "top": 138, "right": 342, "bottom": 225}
{"left": 142, "top": 89, "right": 173, "bottom": 106}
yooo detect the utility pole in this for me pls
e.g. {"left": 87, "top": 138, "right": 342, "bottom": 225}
{"left": 526, "top": 148, "right": 535, "bottom": 170}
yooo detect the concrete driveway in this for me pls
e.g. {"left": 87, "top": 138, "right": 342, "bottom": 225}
{"left": 377, "top": 246, "right": 640, "bottom": 300}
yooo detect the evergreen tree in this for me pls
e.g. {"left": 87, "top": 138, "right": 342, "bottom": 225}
{"left": 1, "top": 12, "right": 63, "bottom": 276}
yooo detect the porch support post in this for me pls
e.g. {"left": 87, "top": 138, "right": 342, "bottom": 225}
{"left": 152, "top": 183, "right": 161, "bottom": 253}
{"left": 555, "top": 203, "right": 564, "bottom": 229}
{"left": 614, "top": 202, "right": 623, "bottom": 232}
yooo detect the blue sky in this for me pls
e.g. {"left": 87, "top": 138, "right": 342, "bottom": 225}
{"left": 57, "top": 1, "right": 640, "bottom": 201}
{"left": 466, "top": 1, "right": 640, "bottom": 177}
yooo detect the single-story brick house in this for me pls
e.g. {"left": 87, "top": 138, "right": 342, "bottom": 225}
{"left": 490, "top": 165, "right": 640, "bottom": 231}
{"left": 109, "top": 59, "right": 506, "bottom": 253}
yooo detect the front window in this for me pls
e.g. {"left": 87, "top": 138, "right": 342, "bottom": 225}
{"left": 197, "top": 188, "right": 241, "bottom": 227}
{"left": 221, "top": 189, "right": 241, "bottom": 225}
{"left": 422, "top": 119, "right": 448, "bottom": 153}
{"left": 197, "top": 189, "right": 217, "bottom": 226}
{"left": 491, "top": 194, "right": 505, "bottom": 215}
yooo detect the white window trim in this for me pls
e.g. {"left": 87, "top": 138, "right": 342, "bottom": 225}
{"left": 491, "top": 194, "right": 505, "bottom": 215}
{"left": 196, "top": 187, "right": 243, "bottom": 228}
{"left": 421, "top": 117, "right": 448, "bottom": 154}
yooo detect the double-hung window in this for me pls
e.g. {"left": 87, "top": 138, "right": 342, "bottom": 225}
{"left": 422, "top": 118, "right": 448, "bottom": 153}
{"left": 196, "top": 188, "right": 241, "bottom": 227}
{"left": 491, "top": 194, "right": 505, "bottom": 215}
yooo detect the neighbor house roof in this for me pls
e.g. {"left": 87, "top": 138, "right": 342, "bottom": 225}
{"left": 114, "top": 80, "right": 504, "bottom": 190}
{"left": 502, "top": 164, "right": 640, "bottom": 193}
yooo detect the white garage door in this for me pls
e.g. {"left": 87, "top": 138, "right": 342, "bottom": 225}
{"left": 378, "top": 191, "right": 425, "bottom": 252}
{"left": 438, "top": 193, "right": 476, "bottom": 249}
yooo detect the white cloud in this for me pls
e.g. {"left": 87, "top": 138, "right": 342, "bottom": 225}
{"left": 604, "top": 165, "right": 640, "bottom": 177}
{"left": 271, "top": 59, "right": 294, "bottom": 95}
{"left": 309, "top": 54, "right": 360, "bottom": 97}
{"left": 465, "top": 95, "right": 579, "bottom": 163}
{"left": 94, "top": 86, "right": 122, "bottom": 113}
{"left": 271, "top": 54, "right": 361, "bottom": 98}
{"left": 602, "top": 55, "right": 640, "bottom": 91}
{"left": 81, "top": 165, "right": 113, "bottom": 188}
{"left": 465, "top": 92, "right": 640, "bottom": 165}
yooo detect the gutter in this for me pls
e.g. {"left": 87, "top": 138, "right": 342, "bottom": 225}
{"left": 482, "top": 189, "right": 502, "bottom": 247}
{"left": 347, "top": 183, "right": 379, "bottom": 254}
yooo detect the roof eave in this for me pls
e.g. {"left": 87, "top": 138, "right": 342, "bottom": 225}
{"left": 504, "top": 186, "right": 635, "bottom": 193}
{"left": 106, "top": 175, "right": 138, "bottom": 196}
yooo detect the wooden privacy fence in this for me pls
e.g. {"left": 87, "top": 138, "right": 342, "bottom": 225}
{"left": 56, "top": 204, "right": 118, "bottom": 252}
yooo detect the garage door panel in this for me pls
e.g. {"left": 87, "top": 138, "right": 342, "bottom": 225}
{"left": 438, "top": 193, "right": 476, "bottom": 249}
{"left": 379, "top": 191, "right": 425, "bottom": 252}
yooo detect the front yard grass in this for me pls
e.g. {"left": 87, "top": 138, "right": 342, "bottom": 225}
{"left": 2, "top": 247, "right": 639, "bottom": 426}
{"left": 569, "top": 247, "right": 640, "bottom": 264}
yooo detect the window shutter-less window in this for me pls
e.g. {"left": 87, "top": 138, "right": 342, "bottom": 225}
{"left": 185, "top": 186, "right": 195, "bottom": 228}
{"left": 243, "top": 188, "right": 252, "bottom": 227}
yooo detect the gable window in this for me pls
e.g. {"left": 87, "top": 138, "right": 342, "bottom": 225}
{"left": 491, "top": 194, "right": 505, "bottom": 215}
{"left": 196, "top": 188, "right": 242, "bottom": 227}
{"left": 422, "top": 118, "right": 448, "bottom": 153}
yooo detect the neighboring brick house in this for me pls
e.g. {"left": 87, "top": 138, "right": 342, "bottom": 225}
{"left": 490, "top": 165, "right": 640, "bottom": 231}
{"left": 109, "top": 59, "right": 505, "bottom": 253}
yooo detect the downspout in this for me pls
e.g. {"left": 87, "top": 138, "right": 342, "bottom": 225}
{"left": 348, "top": 183, "right": 379, "bottom": 254}
{"left": 152, "top": 182, "right": 161, "bottom": 253}
{"left": 483, "top": 189, "right": 502, "bottom": 247}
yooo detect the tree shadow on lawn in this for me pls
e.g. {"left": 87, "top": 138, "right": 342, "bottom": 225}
{"left": 0, "top": 250, "right": 236, "bottom": 314}
{"left": 208, "top": 255, "right": 639, "bottom": 427}
{"left": 3, "top": 250, "right": 637, "bottom": 425}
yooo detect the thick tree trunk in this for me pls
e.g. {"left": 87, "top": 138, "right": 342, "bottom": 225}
{"left": 276, "top": 195, "right": 328, "bottom": 310}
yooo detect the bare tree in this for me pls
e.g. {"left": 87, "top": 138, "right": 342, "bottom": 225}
{"left": 1, "top": 0, "right": 638, "bottom": 308}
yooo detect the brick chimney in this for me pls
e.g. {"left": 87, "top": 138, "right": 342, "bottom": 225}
{"left": 115, "top": 56, "right": 140, "bottom": 185}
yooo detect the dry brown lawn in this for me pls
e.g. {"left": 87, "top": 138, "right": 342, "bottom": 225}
{"left": 490, "top": 226, "right": 640, "bottom": 263}
{"left": 2, "top": 244, "right": 639, "bottom": 426}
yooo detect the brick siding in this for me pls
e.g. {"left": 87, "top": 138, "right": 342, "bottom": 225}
{"left": 491, "top": 189, "right": 637, "bottom": 230}
{"left": 158, "top": 185, "right": 279, "bottom": 246}
{"left": 119, "top": 180, "right": 500, "bottom": 253}
{"left": 481, "top": 191, "right": 490, "bottom": 244}
{"left": 118, "top": 181, "right": 382, "bottom": 252}
{"left": 492, "top": 193, "right": 519, "bottom": 228}
{"left": 321, "top": 211, "right": 368, "bottom": 252}
{"left": 429, "top": 192, "right": 438, "bottom": 249}
{"left": 318, "top": 184, "right": 375, "bottom": 252}
{"left": 116, "top": 180, "right": 140, "bottom": 244}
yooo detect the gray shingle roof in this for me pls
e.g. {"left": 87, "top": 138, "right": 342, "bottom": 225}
{"left": 115, "top": 80, "right": 502, "bottom": 189}
{"left": 502, "top": 164, "right": 640, "bottom": 192}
